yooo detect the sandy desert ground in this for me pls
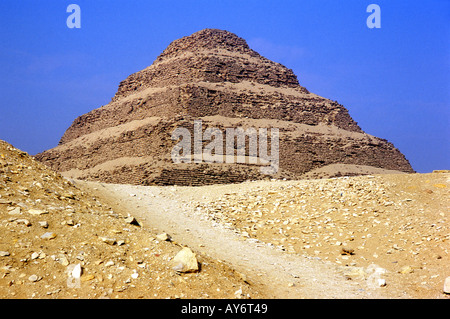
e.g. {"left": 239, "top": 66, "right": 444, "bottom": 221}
{"left": 81, "top": 170, "right": 449, "bottom": 299}
{"left": 1, "top": 140, "right": 448, "bottom": 299}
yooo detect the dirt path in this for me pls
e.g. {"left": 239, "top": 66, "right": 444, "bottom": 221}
{"left": 79, "top": 180, "right": 386, "bottom": 299}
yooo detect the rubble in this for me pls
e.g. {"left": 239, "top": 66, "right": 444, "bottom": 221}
{"left": 0, "top": 139, "right": 260, "bottom": 299}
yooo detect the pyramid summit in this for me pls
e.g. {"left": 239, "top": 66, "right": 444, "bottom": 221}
{"left": 157, "top": 29, "right": 257, "bottom": 57}
{"left": 36, "top": 29, "right": 413, "bottom": 186}
{"left": 110, "top": 28, "right": 303, "bottom": 105}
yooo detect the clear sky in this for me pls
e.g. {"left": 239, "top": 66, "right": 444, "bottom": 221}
{"left": 0, "top": 0, "right": 448, "bottom": 173}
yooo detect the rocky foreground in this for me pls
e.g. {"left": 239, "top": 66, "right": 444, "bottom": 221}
{"left": 82, "top": 168, "right": 449, "bottom": 299}
{"left": 1, "top": 139, "right": 448, "bottom": 299}
{"left": 0, "top": 140, "right": 259, "bottom": 299}
{"left": 189, "top": 172, "right": 449, "bottom": 298}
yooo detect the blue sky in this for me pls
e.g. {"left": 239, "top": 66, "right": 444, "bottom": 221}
{"left": 0, "top": 0, "right": 448, "bottom": 173}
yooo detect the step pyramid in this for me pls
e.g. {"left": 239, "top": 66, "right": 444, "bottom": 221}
{"left": 36, "top": 29, "right": 413, "bottom": 185}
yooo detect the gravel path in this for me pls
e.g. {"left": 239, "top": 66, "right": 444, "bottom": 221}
{"left": 80, "top": 180, "right": 385, "bottom": 299}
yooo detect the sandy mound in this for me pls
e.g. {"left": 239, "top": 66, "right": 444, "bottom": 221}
{"left": 190, "top": 172, "right": 449, "bottom": 298}
{"left": 0, "top": 140, "right": 260, "bottom": 299}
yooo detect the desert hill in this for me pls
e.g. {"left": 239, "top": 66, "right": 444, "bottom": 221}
{"left": 0, "top": 139, "right": 260, "bottom": 299}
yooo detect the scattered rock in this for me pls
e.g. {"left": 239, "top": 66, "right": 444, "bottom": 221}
{"left": 8, "top": 207, "right": 21, "bottom": 215}
{"left": 28, "top": 274, "right": 41, "bottom": 282}
{"left": 60, "top": 192, "right": 76, "bottom": 200}
{"left": 68, "top": 263, "right": 82, "bottom": 279}
{"left": 125, "top": 216, "right": 140, "bottom": 226}
{"left": 99, "top": 237, "right": 116, "bottom": 245}
{"left": 0, "top": 139, "right": 265, "bottom": 299}
{"left": 81, "top": 274, "right": 95, "bottom": 282}
{"left": 15, "top": 218, "right": 31, "bottom": 226}
{"left": 399, "top": 266, "right": 414, "bottom": 274}
{"left": 40, "top": 232, "right": 57, "bottom": 240}
{"left": 376, "top": 279, "right": 387, "bottom": 287}
{"left": 65, "top": 219, "right": 75, "bottom": 226}
{"left": 58, "top": 255, "right": 69, "bottom": 266}
{"left": 38, "top": 221, "right": 49, "bottom": 228}
{"left": 340, "top": 247, "right": 355, "bottom": 255}
{"left": 28, "top": 209, "right": 48, "bottom": 215}
{"left": 172, "top": 247, "right": 199, "bottom": 273}
{"left": 234, "top": 288, "right": 247, "bottom": 299}
{"left": 156, "top": 233, "right": 171, "bottom": 242}
{"left": 444, "top": 277, "right": 450, "bottom": 294}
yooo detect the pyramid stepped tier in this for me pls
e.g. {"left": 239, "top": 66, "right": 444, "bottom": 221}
{"left": 36, "top": 29, "right": 414, "bottom": 185}
{"left": 112, "top": 28, "right": 303, "bottom": 102}
{"left": 58, "top": 81, "right": 362, "bottom": 145}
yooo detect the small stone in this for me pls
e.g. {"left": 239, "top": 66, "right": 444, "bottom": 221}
{"left": 38, "top": 221, "right": 49, "bottom": 228}
{"left": 81, "top": 274, "right": 95, "bottom": 282}
{"left": 156, "top": 233, "right": 171, "bottom": 242}
{"left": 340, "top": 247, "right": 355, "bottom": 255}
{"left": 0, "top": 251, "right": 10, "bottom": 257}
{"left": 125, "top": 216, "right": 140, "bottom": 226}
{"left": 234, "top": 288, "right": 244, "bottom": 298}
{"left": 100, "top": 237, "right": 116, "bottom": 245}
{"left": 15, "top": 219, "right": 31, "bottom": 226}
{"left": 76, "top": 253, "right": 85, "bottom": 261}
{"left": 399, "top": 266, "right": 414, "bottom": 274}
{"left": 28, "top": 274, "right": 40, "bottom": 282}
{"left": 8, "top": 207, "right": 21, "bottom": 215}
{"left": 41, "top": 232, "right": 57, "bottom": 240}
{"left": 66, "top": 219, "right": 75, "bottom": 226}
{"left": 28, "top": 209, "right": 48, "bottom": 215}
{"left": 31, "top": 252, "right": 40, "bottom": 260}
{"left": 61, "top": 192, "right": 76, "bottom": 200}
{"left": 377, "top": 279, "right": 387, "bottom": 287}
{"left": 172, "top": 247, "right": 199, "bottom": 273}
{"left": 71, "top": 264, "right": 82, "bottom": 279}
{"left": 34, "top": 182, "right": 43, "bottom": 188}
{"left": 58, "top": 255, "right": 69, "bottom": 266}
{"left": 444, "top": 277, "right": 450, "bottom": 294}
